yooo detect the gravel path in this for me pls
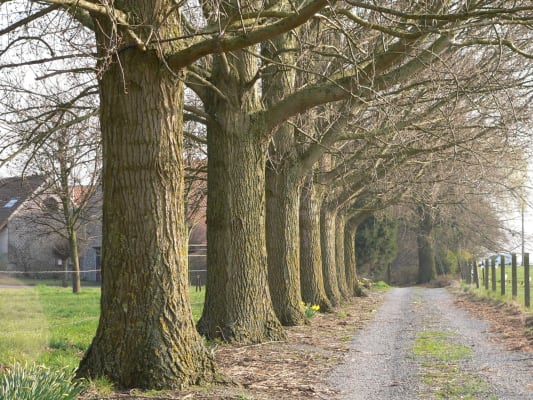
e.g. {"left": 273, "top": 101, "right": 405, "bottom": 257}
{"left": 329, "top": 287, "right": 533, "bottom": 399}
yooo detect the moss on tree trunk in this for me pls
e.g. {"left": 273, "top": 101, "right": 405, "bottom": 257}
{"left": 321, "top": 205, "right": 343, "bottom": 306}
{"left": 335, "top": 212, "right": 351, "bottom": 299}
{"left": 299, "top": 174, "right": 333, "bottom": 312}
{"left": 266, "top": 166, "right": 306, "bottom": 326}
{"left": 77, "top": 39, "right": 217, "bottom": 388}
{"left": 197, "top": 50, "right": 284, "bottom": 343}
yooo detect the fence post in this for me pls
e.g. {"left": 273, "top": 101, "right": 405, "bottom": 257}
{"left": 512, "top": 253, "right": 517, "bottom": 299}
{"left": 500, "top": 255, "right": 506, "bottom": 296}
{"left": 525, "top": 253, "right": 530, "bottom": 308}
{"left": 473, "top": 259, "right": 479, "bottom": 289}
{"left": 491, "top": 256, "right": 497, "bottom": 292}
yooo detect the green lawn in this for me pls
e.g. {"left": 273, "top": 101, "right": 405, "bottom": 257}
{"left": 0, "top": 284, "right": 206, "bottom": 371}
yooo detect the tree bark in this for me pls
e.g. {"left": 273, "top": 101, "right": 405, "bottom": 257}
{"left": 265, "top": 166, "right": 306, "bottom": 325}
{"left": 320, "top": 204, "right": 343, "bottom": 306}
{"left": 299, "top": 173, "right": 332, "bottom": 312}
{"left": 68, "top": 228, "right": 81, "bottom": 293}
{"left": 417, "top": 233, "right": 436, "bottom": 283}
{"left": 77, "top": 19, "right": 217, "bottom": 387}
{"left": 263, "top": 29, "right": 306, "bottom": 326}
{"left": 417, "top": 206, "right": 436, "bottom": 284}
{"left": 335, "top": 212, "right": 351, "bottom": 299}
{"left": 197, "top": 49, "right": 284, "bottom": 343}
{"left": 344, "top": 215, "right": 366, "bottom": 297}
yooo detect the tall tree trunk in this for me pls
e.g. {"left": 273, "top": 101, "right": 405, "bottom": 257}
{"left": 320, "top": 204, "right": 343, "bottom": 306}
{"left": 344, "top": 215, "right": 366, "bottom": 297}
{"left": 77, "top": 29, "right": 217, "bottom": 387}
{"left": 417, "top": 205, "right": 436, "bottom": 284}
{"left": 299, "top": 174, "right": 332, "bottom": 311}
{"left": 263, "top": 29, "right": 306, "bottom": 326}
{"left": 197, "top": 50, "right": 284, "bottom": 343}
{"left": 417, "top": 233, "right": 436, "bottom": 283}
{"left": 335, "top": 212, "right": 351, "bottom": 298}
{"left": 68, "top": 228, "right": 81, "bottom": 293}
{"left": 265, "top": 167, "right": 306, "bottom": 325}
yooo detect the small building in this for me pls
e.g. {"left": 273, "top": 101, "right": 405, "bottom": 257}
{"left": 0, "top": 175, "right": 102, "bottom": 280}
{"left": 1, "top": 174, "right": 205, "bottom": 284}
{"left": 0, "top": 175, "right": 49, "bottom": 273}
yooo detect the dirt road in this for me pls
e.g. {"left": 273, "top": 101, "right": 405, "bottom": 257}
{"left": 329, "top": 287, "right": 533, "bottom": 399}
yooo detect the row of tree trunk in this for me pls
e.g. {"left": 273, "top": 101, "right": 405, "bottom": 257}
{"left": 71, "top": 0, "right": 530, "bottom": 390}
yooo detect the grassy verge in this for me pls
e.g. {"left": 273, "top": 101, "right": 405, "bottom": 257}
{"left": 471, "top": 265, "right": 530, "bottom": 309}
{"left": 462, "top": 282, "right": 530, "bottom": 313}
{"left": 413, "top": 330, "right": 495, "bottom": 399}
{"left": 0, "top": 284, "right": 206, "bottom": 371}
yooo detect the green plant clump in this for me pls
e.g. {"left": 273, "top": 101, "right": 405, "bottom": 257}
{"left": 302, "top": 302, "right": 320, "bottom": 319}
{"left": 413, "top": 331, "right": 472, "bottom": 361}
{"left": 412, "top": 331, "right": 495, "bottom": 399}
{"left": 373, "top": 280, "right": 390, "bottom": 289}
{"left": 0, "top": 363, "right": 85, "bottom": 400}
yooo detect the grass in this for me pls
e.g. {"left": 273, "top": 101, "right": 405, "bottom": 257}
{"left": 413, "top": 330, "right": 496, "bottom": 399}
{"left": 413, "top": 331, "right": 472, "bottom": 361}
{"left": 0, "top": 283, "right": 206, "bottom": 371}
{"left": 0, "top": 287, "right": 49, "bottom": 364}
{"left": 470, "top": 265, "right": 531, "bottom": 310}
{"left": 0, "top": 275, "right": 101, "bottom": 288}
{"left": 373, "top": 280, "right": 390, "bottom": 290}
{"left": 35, "top": 286, "right": 100, "bottom": 370}
{"left": 190, "top": 287, "right": 206, "bottom": 322}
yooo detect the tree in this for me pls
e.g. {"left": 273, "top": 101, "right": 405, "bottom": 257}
{"left": 355, "top": 216, "right": 398, "bottom": 281}
{"left": 415, "top": 203, "right": 437, "bottom": 283}
{"left": 23, "top": 114, "right": 101, "bottom": 293}
{"left": 299, "top": 171, "right": 332, "bottom": 310}
{"left": 1, "top": 0, "right": 328, "bottom": 388}
{"left": 1, "top": 0, "right": 532, "bottom": 388}
{"left": 391, "top": 119, "right": 530, "bottom": 283}
{"left": 201, "top": 0, "right": 533, "bottom": 329}
{"left": 195, "top": 0, "right": 330, "bottom": 339}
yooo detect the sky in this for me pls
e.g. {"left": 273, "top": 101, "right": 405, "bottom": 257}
{"left": 504, "top": 166, "right": 533, "bottom": 256}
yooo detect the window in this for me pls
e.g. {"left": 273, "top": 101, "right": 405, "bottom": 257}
{"left": 4, "top": 198, "right": 17, "bottom": 208}
{"left": 44, "top": 197, "right": 59, "bottom": 212}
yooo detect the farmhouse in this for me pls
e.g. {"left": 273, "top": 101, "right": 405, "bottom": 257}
{"left": 0, "top": 175, "right": 102, "bottom": 280}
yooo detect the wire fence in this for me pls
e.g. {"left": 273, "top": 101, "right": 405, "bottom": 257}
{"left": 0, "top": 243, "right": 208, "bottom": 283}
{"left": 466, "top": 252, "right": 531, "bottom": 309}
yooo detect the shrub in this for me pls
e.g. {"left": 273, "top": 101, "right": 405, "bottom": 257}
{"left": 0, "top": 363, "right": 84, "bottom": 400}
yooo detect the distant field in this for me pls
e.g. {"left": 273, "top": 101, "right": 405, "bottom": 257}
{"left": 471, "top": 265, "right": 531, "bottom": 309}
{"left": 0, "top": 282, "right": 205, "bottom": 370}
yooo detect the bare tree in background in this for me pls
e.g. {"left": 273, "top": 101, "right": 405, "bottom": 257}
{"left": 24, "top": 119, "right": 101, "bottom": 293}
